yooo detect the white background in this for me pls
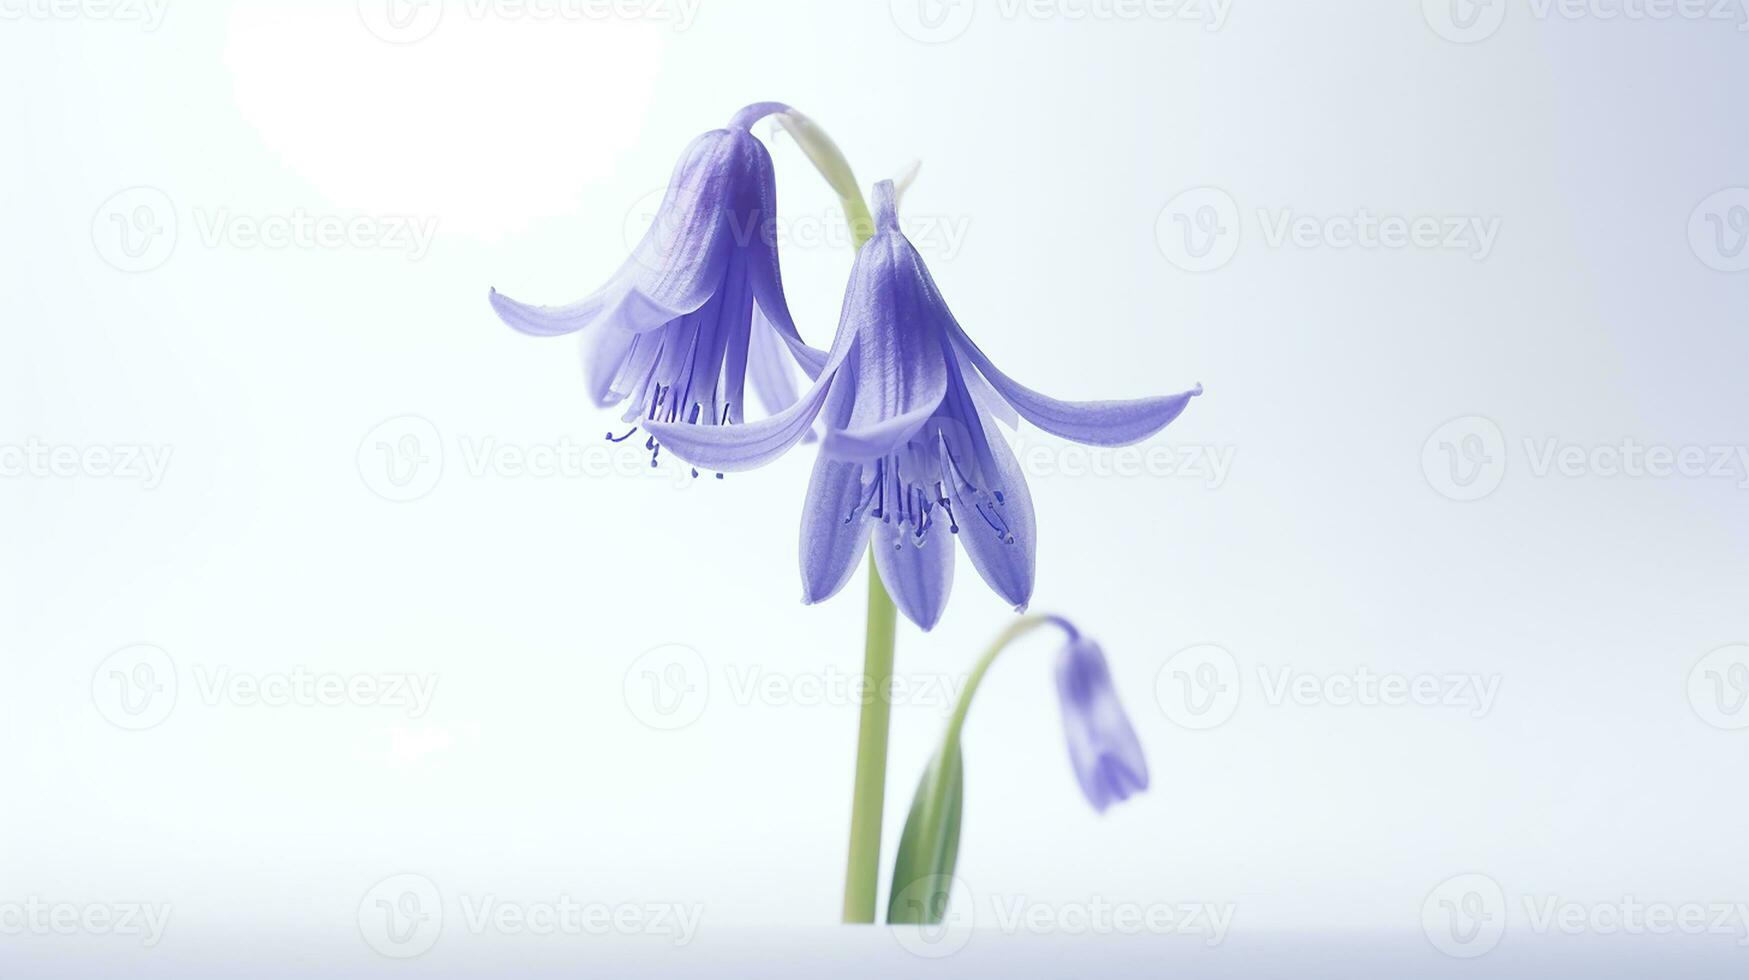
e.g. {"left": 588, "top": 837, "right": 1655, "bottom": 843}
{"left": 3, "top": 0, "right": 1747, "bottom": 975}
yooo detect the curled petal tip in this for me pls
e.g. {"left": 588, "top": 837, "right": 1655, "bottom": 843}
{"left": 1192, "top": 382, "right": 1205, "bottom": 397}
{"left": 727, "top": 101, "right": 792, "bottom": 130}
{"left": 489, "top": 286, "right": 606, "bottom": 337}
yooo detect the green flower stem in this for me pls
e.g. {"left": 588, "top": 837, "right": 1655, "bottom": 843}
{"left": 781, "top": 110, "right": 1072, "bottom": 922}
{"left": 783, "top": 112, "right": 939, "bottom": 922}
{"left": 921, "top": 615, "right": 1063, "bottom": 829}
{"left": 943, "top": 616, "right": 1058, "bottom": 744}
{"left": 829, "top": 158, "right": 891, "bottom": 924}
{"left": 842, "top": 552, "right": 898, "bottom": 923}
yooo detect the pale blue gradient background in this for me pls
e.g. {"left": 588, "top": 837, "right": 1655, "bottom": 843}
{"left": 3, "top": 0, "right": 1747, "bottom": 975}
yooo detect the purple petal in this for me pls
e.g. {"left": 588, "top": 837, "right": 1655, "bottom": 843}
{"left": 1055, "top": 638, "right": 1149, "bottom": 812}
{"left": 491, "top": 132, "right": 756, "bottom": 343}
{"left": 962, "top": 355, "right": 1019, "bottom": 429}
{"left": 746, "top": 307, "right": 802, "bottom": 416}
{"left": 489, "top": 285, "right": 616, "bottom": 337}
{"left": 489, "top": 284, "right": 697, "bottom": 339}
{"left": 622, "top": 133, "right": 741, "bottom": 315}
{"left": 579, "top": 324, "right": 638, "bottom": 408}
{"left": 645, "top": 277, "right": 868, "bottom": 471}
{"left": 611, "top": 330, "right": 665, "bottom": 421}
{"left": 872, "top": 520, "right": 955, "bottom": 631}
{"left": 645, "top": 300, "right": 860, "bottom": 471}
{"left": 825, "top": 235, "right": 952, "bottom": 455}
{"left": 721, "top": 304, "right": 752, "bottom": 425}
{"left": 732, "top": 132, "right": 827, "bottom": 379}
{"left": 951, "top": 328, "right": 1201, "bottom": 447}
{"left": 698, "top": 250, "right": 755, "bottom": 424}
{"left": 953, "top": 417, "right": 1037, "bottom": 610}
{"left": 643, "top": 367, "right": 834, "bottom": 472}
{"left": 822, "top": 395, "right": 945, "bottom": 462}
{"left": 799, "top": 458, "right": 873, "bottom": 605}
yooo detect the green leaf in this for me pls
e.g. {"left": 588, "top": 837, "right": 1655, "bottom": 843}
{"left": 885, "top": 743, "right": 964, "bottom": 925}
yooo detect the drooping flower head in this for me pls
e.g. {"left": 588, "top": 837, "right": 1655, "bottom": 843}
{"left": 648, "top": 180, "right": 1202, "bottom": 628}
{"left": 488, "top": 102, "right": 823, "bottom": 467}
{"left": 1054, "top": 632, "right": 1149, "bottom": 812}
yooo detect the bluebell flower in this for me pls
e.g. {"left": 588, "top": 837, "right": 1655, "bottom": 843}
{"left": 647, "top": 180, "right": 1202, "bottom": 629}
{"left": 889, "top": 614, "right": 1147, "bottom": 922}
{"left": 1054, "top": 632, "right": 1148, "bottom": 812}
{"left": 488, "top": 102, "right": 823, "bottom": 466}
